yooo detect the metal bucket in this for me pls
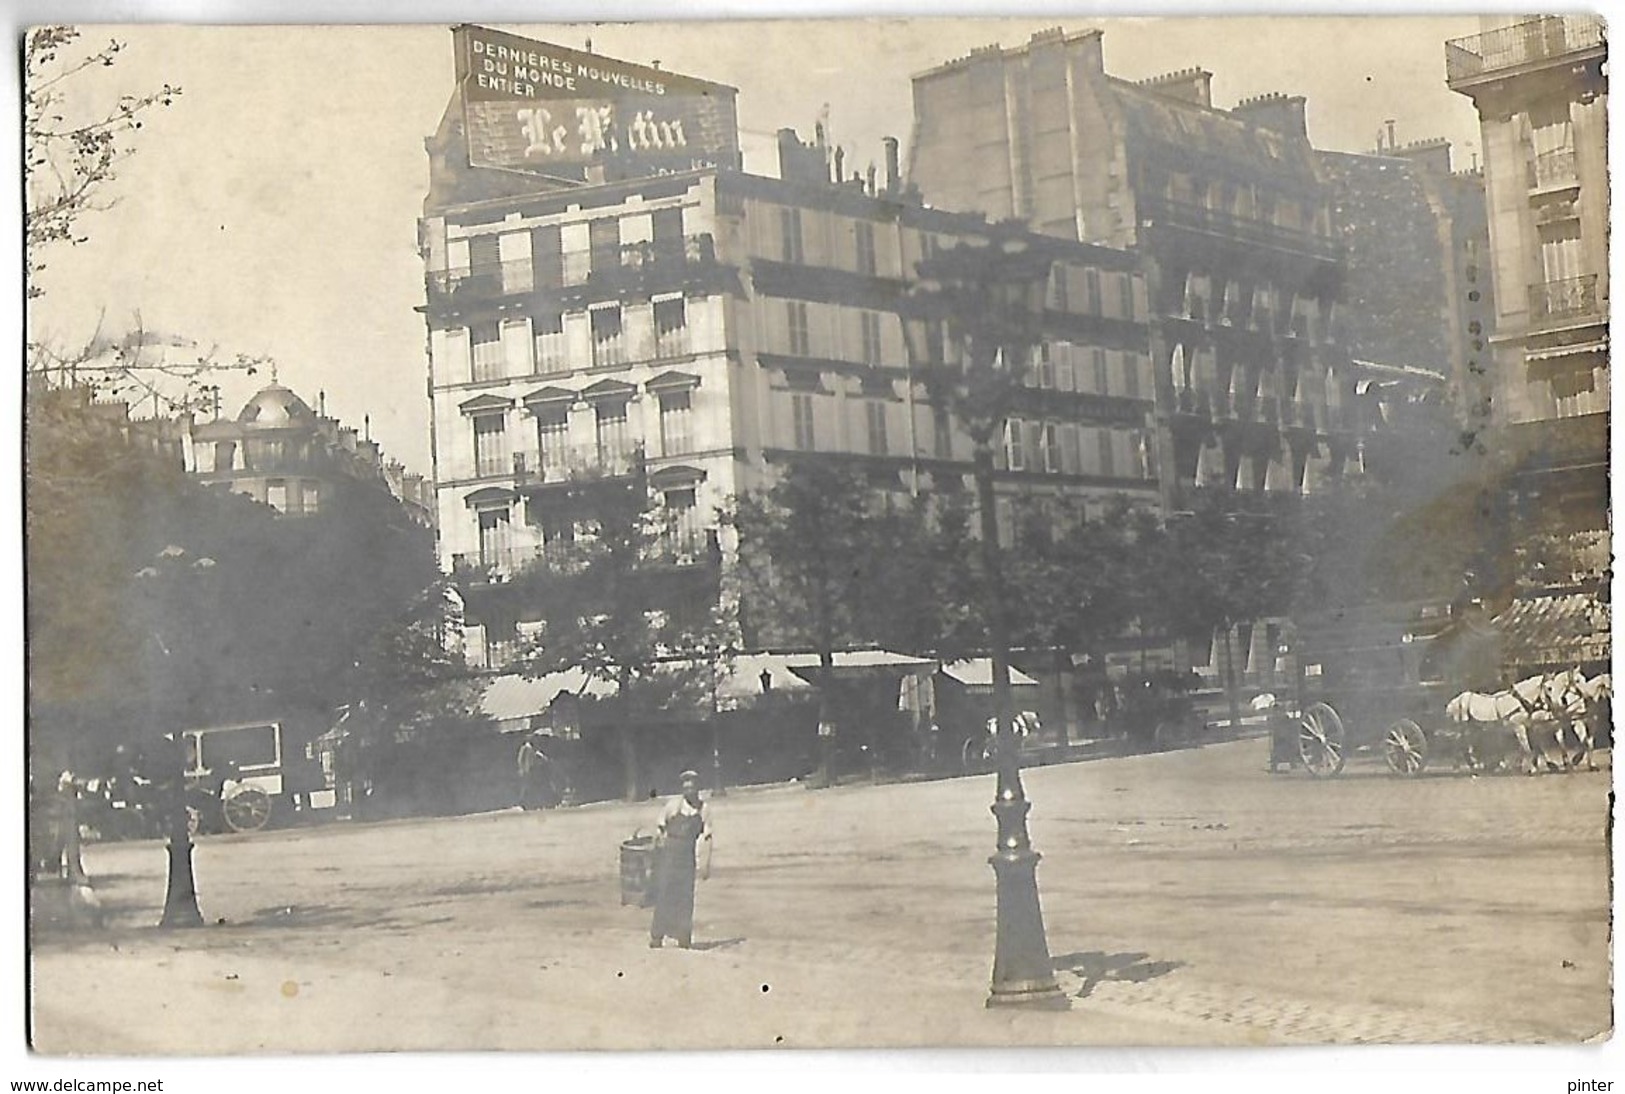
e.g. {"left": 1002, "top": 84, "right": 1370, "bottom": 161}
{"left": 619, "top": 833, "right": 657, "bottom": 907}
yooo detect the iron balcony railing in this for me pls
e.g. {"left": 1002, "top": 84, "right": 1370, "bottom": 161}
{"left": 1531, "top": 148, "right": 1579, "bottom": 190}
{"left": 1446, "top": 15, "right": 1606, "bottom": 85}
{"left": 1149, "top": 197, "right": 1343, "bottom": 261}
{"left": 512, "top": 444, "right": 640, "bottom": 488}
{"left": 1529, "top": 274, "right": 1602, "bottom": 327}
{"left": 427, "top": 234, "right": 719, "bottom": 301}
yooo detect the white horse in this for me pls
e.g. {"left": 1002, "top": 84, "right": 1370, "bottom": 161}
{"left": 1446, "top": 673, "right": 1576, "bottom": 775}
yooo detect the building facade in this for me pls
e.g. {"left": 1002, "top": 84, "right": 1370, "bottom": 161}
{"left": 419, "top": 120, "right": 1165, "bottom": 668}
{"left": 1318, "top": 135, "right": 1494, "bottom": 424}
{"left": 1445, "top": 15, "right": 1608, "bottom": 532}
{"left": 184, "top": 383, "right": 435, "bottom": 526}
{"left": 907, "top": 28, "right": 1429, "bottom": 510}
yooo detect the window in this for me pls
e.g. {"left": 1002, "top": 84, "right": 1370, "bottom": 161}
{"left": 1003, "top": 419, "right": 1025, "bottom": 471}
{"left": 860, "top": 311, "right": 883, "bottom": 365}
{"left": 1023, "top": 421, "right": 1042, "bottom": 472}
{"left": 245, "top": 438, "right": 285, "bottom": 470}
{"left": 212, "top": 442, "right": 236, "bottom": 473}
{"left": 535, "top": 406, "right": 568, "bottom": 470}
{"left": 1084, "top": 268, "right": 1103, "bottom": 313}
{"left": 1121, "top": 352, "right": 1141, "bottom": 399}
{"left": 291, "top": 480, "right": 321, "bottom": 516}
{"left": 1118, "top": 274, "right": 1135, "bottom": 319}
{"left": 1098, "top": 429, "right": 1116, "bottom": 477}
{"left": 533, "top": 311, "right": 567, "bottom": 374}
{"left": 595, "top": 402, "right": 631, "bottom": 470}
{"left": 588, "top": 218, "right": 621, "bottom": 272}
{"left": 266, "top": 480, "right": 288, "bottom": 513}
{"left": 664, "top": 488, "right": 701, "bottom": 554}
{"left": 473, "top": 413, "right": 508, "bottom": 477}
{"left": 471, "top": 322, "right": 503, "bottom": 382}
{"left": 865, "top": 400, "right": 889, "bottom": 456}
{"left": 779, "top": 208, "right": 805, "bottom": 263}
{"left": 787, "top": 301, "right": 811, "bottom": 356}
{"left": 659, "top": 390, "right": 693, "bottom": 454}
{"left": 654, "top": 297, "right": 688, "bottom": 357}
{"left": 1049, "top": 267, "right": 1069, "bottom": 311}
{"left": 478, "top": 507, "right": 512, "bottom": 568}
{"left": 1041, "top": 423, "right": 1061, "bottom": 473}
{"left": 1060, "top": 424, "right": 1082, "bottom": 474}
{"left": 590, "top": 306, "right": 625, "bottom": 367}
{"left": 468, "top": 234, "right": 501, "bottom": 275}
{"left": 531, "top": 225, "right": 564, "bottom": 289}
{"left": 792, "top": 393, "right": 816, "bottom": 450}
{"left": 933, "top": 406, "right": 953, "bottom": 459}
{"left": 651, "top": 207, "right": 685, "bottom": 255}
{"left": 854, "top": 221, "right": 877, "bottom": 275}
{"left": 540, "top": 512, "right": 575, "bottom": 552}
{"left": 1092, "top": 348, "right": 1109, "bottom": 395}
{"left": 1032, "top": 344, "right": 1055, "bottom": 389}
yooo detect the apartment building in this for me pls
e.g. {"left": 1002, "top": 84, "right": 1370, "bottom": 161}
{"left": 185, "top": 382, "right": 435, "bottom": 526}
{"left": 908, "top": 29, "right": 1419, "bottom": 508}
{"left": 1446, "top": 15, "right": 1608, "bottom": 529}
{"left": 419, "top": 118, "right": 1163, "bottom": 667}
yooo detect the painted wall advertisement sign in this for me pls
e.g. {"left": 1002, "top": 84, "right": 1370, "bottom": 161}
{"left": 455, "top": 25, "right": 742, "bottom": 183}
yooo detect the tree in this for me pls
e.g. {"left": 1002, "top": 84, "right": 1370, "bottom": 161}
{"left": 729, "top": 462, "right": 914, "bottom": 784}
{"left": 337, "top": 581, "right": 493, "bottom": 816}
{"left": 25, "top": 27, "right": 180, "bottom": 302}
{"left": 510, "top": 469, "right": 725, "bottom": 801}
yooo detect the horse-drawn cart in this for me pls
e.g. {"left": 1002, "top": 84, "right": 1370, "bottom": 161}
{"left": 1271, "top": 601, "right": 1504, "bottom": 778}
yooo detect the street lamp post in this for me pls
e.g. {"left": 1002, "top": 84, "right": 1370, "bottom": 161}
{"left": 904, "top": 223, "right": 1067, "bottom": 1010}
{"left": 136, "top": 545, "right": 216, "bottom": 930}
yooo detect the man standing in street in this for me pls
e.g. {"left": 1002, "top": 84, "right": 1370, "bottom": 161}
{"left": 649, "top": 769, "right": 711, "bottom": 949}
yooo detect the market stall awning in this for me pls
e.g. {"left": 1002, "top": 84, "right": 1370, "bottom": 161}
{"left": 1495, "top": 592, "right": 1611, "bottom": 670}
{"left": 939, "top": 658, "right": 1040, "bottom": 689}
{"left": 480, "top": 670, "right": 616, "bottom": 728}
{"left": 781, "top": 649, "right": 937, "bottom": 683}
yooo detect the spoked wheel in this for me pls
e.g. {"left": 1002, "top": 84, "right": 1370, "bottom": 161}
{"left": 221, "top": 786, "right": 273, "bottom": 833}
{"left": 961, "top": 735, "right": 995, "bottom": 773}
{"left": 1383, "top": 718, "right": 1428, "bottom": 776}
{"left": 1298, "top": 702, "right": 1346, "bottom": 778}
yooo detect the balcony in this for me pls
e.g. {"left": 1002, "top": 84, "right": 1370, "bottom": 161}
{"left": 1446, "top": 16, "right": 1606, "bottom": 87}
{"left": 513, "top": 445, "right": 641, "bottom": 489}
{"left": 427, "top": 235, "right": 721, "bottom": 306}
{"left": 451, "top": 547, "right": 531, "bottom": 583}
{"left": 1148, "top": 197, "right": 1342, "bottom": 262}
{"left": 1529, "top": 275, "right": 1603, "bottom": 329}
{"left": 1531, "top": 148, "right": 1579, "bottom": 191}
{"left": 427, "top": 261, "right": 532, "bottom": 300}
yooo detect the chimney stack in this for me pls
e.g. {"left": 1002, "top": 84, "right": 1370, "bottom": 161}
{"left": 883, "top": 136, "right": 900, "bottom": 195}
{"left": 1231, "top": 92, "right": 1310, "bottom": 141}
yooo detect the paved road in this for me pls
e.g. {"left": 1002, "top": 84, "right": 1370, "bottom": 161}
{"left": 30, "top": 738, "right": 1612, "bottom": 1053}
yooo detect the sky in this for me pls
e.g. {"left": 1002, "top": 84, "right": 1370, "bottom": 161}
{"left": 28, "top": 16, "right": 1488, "bottom": 475}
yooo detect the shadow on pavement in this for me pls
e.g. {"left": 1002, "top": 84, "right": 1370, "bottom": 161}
{"left": 690, "top": 937, "right": 747, "bottom": 951}
{"left": 1051, "top": 949, "right": 1185, "bottom": 999}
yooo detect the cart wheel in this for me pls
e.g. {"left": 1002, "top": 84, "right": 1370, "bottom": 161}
{"left": 1383, "top": 718, "right": 1428, "bottom": 776}
{"left": 961, "top": 735, "right": 994, "bottom": 773}
{"left": 222, "top": 787, "right": 273, "bottom": 833}
{"left": 1298, "top": 702, "right": 1346, "bottom": 778}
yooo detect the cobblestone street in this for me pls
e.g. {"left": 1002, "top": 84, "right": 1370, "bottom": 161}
{"left": 31, "top": 738, "right": 1612, "bottom": 1053}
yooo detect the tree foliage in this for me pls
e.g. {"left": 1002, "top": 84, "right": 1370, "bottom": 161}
{"left": 24, "top": 26, "right": 179, "bottom": 301}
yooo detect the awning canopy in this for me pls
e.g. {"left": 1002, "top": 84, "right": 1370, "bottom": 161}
{"left": 1495, "top": 592, "right": 1611, "bottom": 671}
{"left": 480, "top": 669, "right": 616, "bottom": 727}
{"left": 939, "top": 658, "right": 1040, "bottom": 689}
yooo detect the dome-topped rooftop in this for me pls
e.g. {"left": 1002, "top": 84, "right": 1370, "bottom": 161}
{"left": 237, "top": 383, "right": 316, "bottom": 429}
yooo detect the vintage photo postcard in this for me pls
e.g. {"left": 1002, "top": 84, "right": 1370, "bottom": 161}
{"left": 24, "top": 15, "right": 1611, "bottom": 1056}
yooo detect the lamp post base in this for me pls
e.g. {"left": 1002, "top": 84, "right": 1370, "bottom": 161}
{"left": 158, "top": 830, "right": 205, "bottom": 930}
{"left": 987, "top": 846, "right": 1068, "bottom": 1010}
